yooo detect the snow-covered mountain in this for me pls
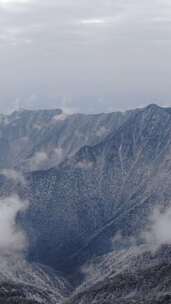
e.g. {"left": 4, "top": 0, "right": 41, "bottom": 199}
{"left": 0, "top": 108, "right": 134, "bottom": 171}
{"left": 15, "top": 105, "right": 171, "bottom": 269}
{"left": 66, "top": 245, "right": 171, "bottom": 304}
{"left": 0, "top": 104, "right": 171, "bottom": 303}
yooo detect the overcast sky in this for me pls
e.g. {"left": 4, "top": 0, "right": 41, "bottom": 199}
{"left": 0, "top": 0, "right": 171, "bottom": 113}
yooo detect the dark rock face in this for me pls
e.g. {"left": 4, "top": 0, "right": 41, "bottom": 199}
{"left": 1, "top": 104, "right": 171, "bottom": 303}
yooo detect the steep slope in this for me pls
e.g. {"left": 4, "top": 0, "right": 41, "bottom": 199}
{"left": 1, "top": 104, "right": 171, "bottom": 303}
{"left": 65, "top": 245, "right": 171, "bottom": 304}
{"left": 17, "top": 104, "right": 171, "bottom": 274}
{"left": 0, "top": 108, "right": 134, "bottom": 171}
{"left": 0, "top": 256, "right": 72, "bottom": 304}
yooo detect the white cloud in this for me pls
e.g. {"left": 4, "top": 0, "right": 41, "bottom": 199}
{"left": 80, "top": 16, "right": 122, "bottom": 26}
{"left": 0, "top": 0, "right": 29, "bottom": 3}
{"left": 81, "top": 19, "right": 106, "bottom": 25}
{"left": 0, "top": 0, "right": 31, "bottom": 11}
{"left": 0, "top": 195, "right": 28, "bottom": 255}
{"left": 143, "top": 205, "right": 171, "bottom": 248}
{"left": 96, "top": 126, "right": 108, "bottom": 137}
{"left": 52, "top": 113, "right": 69, "bottom": 122}
{"left": 0, "top": 0, "right": 30, "bottom": 6}
{"left": 28, "top": 147, "right": 64, "bottom": 170}
{"left": 53, "top": 147, "right": 63, "bottom": 164}
{"left": 1, "top": 169, "right": 26, "bottom": 185}
{"left": 1, "top": 0, "right": 171, "bottom": 113}
{"left": 29, "top": 151, "right": 48, "bottom": 171}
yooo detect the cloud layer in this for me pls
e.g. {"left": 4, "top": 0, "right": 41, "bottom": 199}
{"left": 0, "top": 0, "right": 171, "bottom": 113}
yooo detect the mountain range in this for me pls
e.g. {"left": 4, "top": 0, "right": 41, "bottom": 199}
{"left": 0, "top": 104, "right": 171, "bottom": 303}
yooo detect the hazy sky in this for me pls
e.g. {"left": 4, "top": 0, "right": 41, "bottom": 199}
{"left": 0, "top": 0, "right": 171, "bottom": 113}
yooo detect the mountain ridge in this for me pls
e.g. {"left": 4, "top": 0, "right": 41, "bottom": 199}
{"left": 15, "top": 104, "right": 171, "bottom": 272}
{"left": 0, "top": 103, "right": 171, "bottom": 303}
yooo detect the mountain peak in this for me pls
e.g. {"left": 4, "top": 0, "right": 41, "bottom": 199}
{"left": 145, "top": 103, "right": 162, "bottom": 112}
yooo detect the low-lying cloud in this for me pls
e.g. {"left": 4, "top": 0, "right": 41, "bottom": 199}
{"left": 29, "top": 147, "right": 64, "bottom": 170}
{"left": 77, "top": 160, "right": 93, "bottom": 170}
{"left": 52, "top": 112, "right": 69, "bottom": 122}
{"left": 143, "top": 205, "right": 171, "bottom": 248}
{"left": 1, "top": 169, "right": 26, "bottom": 185}
{"left": 52, "top": 147, "right": 63, "bottom": 165}
{"left": 29, "top": 151, "right": 48, "bottom": 171}
{"left": 0, "top": 195, "right": 28, "bottom": 255}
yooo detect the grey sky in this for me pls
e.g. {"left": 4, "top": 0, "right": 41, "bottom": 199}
{"left": 0, "top": 0, "right": 171, "bottom": 113}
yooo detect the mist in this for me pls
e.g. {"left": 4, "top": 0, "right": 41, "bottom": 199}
{"left": 143, "top": 205, "right": 171, "bottom": 248}
{"left": 0, "top": 169, "right": 26, "bottom": 186}
{"left": 29, "top": 151, "right": 48, "bottom": 171}
{"left": 0, "top": 195, "right": 28, "bottom": 255}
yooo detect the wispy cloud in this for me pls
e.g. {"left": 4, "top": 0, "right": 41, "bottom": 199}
{"left": 80, "top": 16, "right": 122, "bottom": 26}
{"left": 0, "top": 169, "right": 26, "bottom": 185}
{"left": 29, "top": 151, "right": 48, "bottom": 171}
{"left": 143, "top": 205, "right": 171, "bottom": 248}
{"left": 0, "top": 0, "right": 31, "bottom": 8}
{"left": 80, "top": 19, "right": 106, "bottom": 25}
{"left": 0, "top": 195, "right": 28, "bottom": 255}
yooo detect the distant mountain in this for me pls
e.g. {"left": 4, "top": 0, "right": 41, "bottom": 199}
{"left": 0, "top": 108, "right": 135, "bottom": 171}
